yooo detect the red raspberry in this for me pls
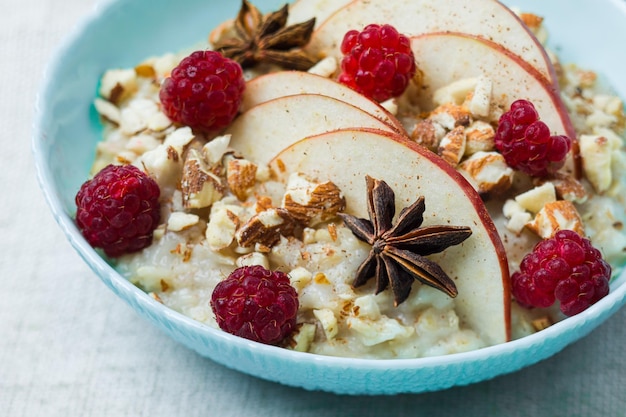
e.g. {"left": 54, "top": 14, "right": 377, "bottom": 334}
{"left": 159, "top": 50, "right": 245, "bottom": 132}
{"left": 75, "top": 164, "right": 161, "bottom": 257}
{"left": 338, "top": 24, "right": 416, "bottom": 102}
{"left": 511, "top": 230, "right": 611, "bottom": 316}
{"left": 494, "top": 99, "right": 572, "bottom": 177}
{"left": 211, "top": 265, "right": 299, "bottom": 345}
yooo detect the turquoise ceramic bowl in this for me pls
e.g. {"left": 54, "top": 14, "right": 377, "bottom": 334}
{"left": 34, "top": 0, "right": 626, "bottom": 395}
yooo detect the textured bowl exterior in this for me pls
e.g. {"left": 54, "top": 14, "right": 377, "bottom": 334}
{"left": 33, "top": 0, "right": 626, "bottom": 395}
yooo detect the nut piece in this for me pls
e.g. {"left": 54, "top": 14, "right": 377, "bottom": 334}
{"left": 515, "top": 182, "right": 557, "bottom": 214}
{"left": 236, "top": 208, "right": 299, "bottom": 248}
{"left": 438, "top": 125, "right": 466, "bottom": 167}
{"left": 203, "top": 134, "right": 232, "bottom": 165}
{"left": 429, "top": 102, "right": 472, "bottom": 130}
{"left": 580, "top": 134, "right": 613, "bottom": 193}
{"left": 411, "top": 119, "right": 446, "bottom": 151}
{"left": 93, "top": 98, "right": 121, "bottom": 125}
{"left": 467, "top": 76, "right": 493, "bottom": 117}
{"left": 99, "top": 68, "right": 138, "bottom": 104}
{"left": 226, "top": 157, "right": 258, "bottom": 201}
{"left": 458, "top": 151, "right": 514, "bottom": 194}
{"left": 236, "top": 252, "right": 269, "bottom": 269}
{"left": 281, "top": 173, "right": 346, "bottom": 226}
{"left": 536, "top": 173, "right": 588, "bottom": 204}
{"left": 464, "top": 120, "right": 495, "bottom": 155}
{"left": 526, "top": 200, "right": 585, "bottom": 238}
{"left": 167, "top": 212, "right": 200, "bottom": 232}
{"left": 181, "top": 149, "right": 225, "bottom": 209}
{"left": 206, "top": 200, "right": 243, "bottom": 250}
{"left": 284, "top": 323, "right": 317, "bottom": 352}
{"left": 433, "top": 77, "right": 478, "bottom": 106}
{"left": 307, "top": 56, "right": 337, "bottom": 77}
{"left": 502, "top": 199, "right": 533, "bottom": 234}
{"left": 313, "top": 308, "right": 338, "bottom": 340}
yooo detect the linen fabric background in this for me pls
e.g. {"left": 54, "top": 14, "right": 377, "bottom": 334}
{"left": 2, "top": 0, "right": 625, "bottom": 415}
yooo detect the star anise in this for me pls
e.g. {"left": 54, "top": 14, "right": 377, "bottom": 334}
{"left": 212, "top": 0, "right": 317, "bottom": 71}
{"left": 338, "top": 176, "right": 473, "bottom": 306}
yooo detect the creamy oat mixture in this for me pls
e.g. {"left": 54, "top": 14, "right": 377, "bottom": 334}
{"left": 89, "top": 9, "right": 626, "bottom": 357}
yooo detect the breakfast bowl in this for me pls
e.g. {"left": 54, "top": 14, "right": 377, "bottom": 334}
{"left": 33, "top": 0, "right": 626, "bottom": 395}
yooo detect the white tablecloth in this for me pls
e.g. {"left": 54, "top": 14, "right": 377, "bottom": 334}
{"left": 3, "top": 0, "right": 626, "bottom": 415}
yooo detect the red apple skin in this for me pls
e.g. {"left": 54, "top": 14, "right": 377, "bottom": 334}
{"left": 270, "top": 127, "right": 512, "bottom": 343}
{"left": 309, "top": 0, "right": 558, "bottom": 86}
{"left": 410, "top": 32, "right": 581, "bottom": 178}
{"left": 240, "top": 70, "right": 406, "bottom": 134}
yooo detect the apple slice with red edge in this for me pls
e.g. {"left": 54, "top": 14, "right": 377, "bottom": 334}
{"left": 240, "top": 71, "right": 405, "bottom": 133}
{"left": 269, "top": 128, "right": 511, "bottom": 345}
{"left": 409, "top": 32, "right": 579, "bottom": 176}
{"left": 224, "top": 93, "right": 399, "bottom": 165}
{"left": 308, "top": 0, "right": 558, "bottom": 86}
{"left": 286, "top": 0, "right": 354, "bottom": 28}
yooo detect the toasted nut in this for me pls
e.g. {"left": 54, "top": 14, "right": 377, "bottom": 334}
{"left": 526, "top": 200, "right": 585, "bottom": 238}
{"left": 519, "top": 12, "right": 544, "bottom": 30}
{"left": 458, "top": 151, "right": 514, "bottom": 194}
{"left": 181, "top": 149, "right": 225, "bottom": 209}
{"left": 464, "top": 121, "right": 495, "bottom": 155}
{"left": 226, "top": 157, "right": 258, "bottom": 201}
{"left": 429, "top": 102, "right": 472, "bottom": 129}
{"left": 134, "top": 63, "right": 156, "bottom": 78}
{"left": 281, "top": 173, "right": 346, "bottom": 226}
{"left": 236, "top": 208, "right": 299, "bottom": 248}
{"left": 438, "top": 126, "right": 466, "bottom": 167}
{"left": 411, "top": 119, "right": 446, "bottom": 151}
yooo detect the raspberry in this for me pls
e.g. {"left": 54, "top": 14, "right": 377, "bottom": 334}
{"left": 75, "top": 164, "right": 161, "bottom": 257}
{"left": 494, "top": 99, "right": 572, "bottom": 177}
{"left": 159, "top": 50, "right": 245, "bottom": 132}
{"left": 338, "top": 24, "right": 416, "bottom": 102}
{"left": 211, "top": 265, "right": 299, "bottom": 345}
{"left": 511, "top": 230, "right": 611, "bottom": 316}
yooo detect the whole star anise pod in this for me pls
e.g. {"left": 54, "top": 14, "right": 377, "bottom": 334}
{"left": 212, "top": 0, "right": 317, "bottom": 71}
{"left": 338, "top": 176, "right": 473, "bottom": 306}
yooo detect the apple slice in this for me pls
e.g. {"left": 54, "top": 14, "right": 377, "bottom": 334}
{"left": 225, "top": 94, "right": 400, "bottom": 165}
{"left": 308, "top": 0, "right": 557, "bottom": 86}
{"left": 287, "top": 0, "right": 353, "bottom": 28}
{"left": 269, "top": 128, "right": 511, "bottom": 345}
{"left": 410, "top": 32, "right": 575, "bottom": 139}
{"left": 241, "top": 71, "right": 405, "bottom": 133}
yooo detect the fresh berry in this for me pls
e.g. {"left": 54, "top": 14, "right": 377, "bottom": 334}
{"left": 511, "top": 230, "right": 611, "bottom": 316}
{"left": 159, "top": 50, "right": 245, "bottom": 132}
{"left": 211, "top": 265, "right": 299, "bottom": 345}
{"left": 75, "top": 164, "right": 161, "bottom": 257}
{"left": 338, "top": 24, "right": 416, "bottom": 102}
{"left": 494, "top": 99, "right": 572, "bottom": 177}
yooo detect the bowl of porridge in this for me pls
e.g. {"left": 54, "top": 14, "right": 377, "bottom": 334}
{"left": 33, "top": 0, "right": 626, "bottom": 394}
